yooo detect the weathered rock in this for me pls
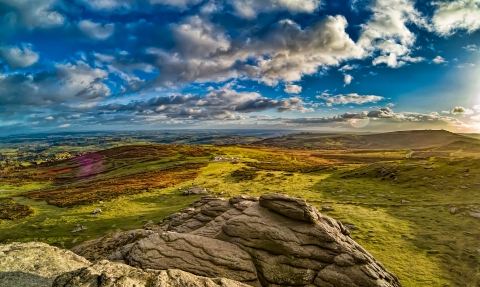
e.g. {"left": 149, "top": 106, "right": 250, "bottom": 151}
{"left": 469, "top": 212, "right": 480, "bottom": 218}
{"left": 259, "top": 193, "right": 320, "bottom": 222}
{"left": 0, "top": 242, "right": 90, "bottom": 287}
{"left": 71, "top": 194, "right": 401, "bottom": 287}
{"left": 450, "top": 207, "right": 457, "bottom": 214}
{"left": 71, "top": 229, "right": 155, "bottom": 262}
{"left": 53, "top": 260, "right": 249, "bottom": 287}
{"left": 183, "top": 187, "right": 209, "bottom": 196}
{"left": 125, "top": 232, "right": 260, "bottom": 285}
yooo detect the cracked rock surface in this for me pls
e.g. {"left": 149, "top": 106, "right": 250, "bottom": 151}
{"left": 71, "top": 193, "right": 402, "bottom": 287}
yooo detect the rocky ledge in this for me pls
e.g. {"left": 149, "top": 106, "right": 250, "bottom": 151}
{"left": 66, "top": 193, "right": 402, "bottom": 287}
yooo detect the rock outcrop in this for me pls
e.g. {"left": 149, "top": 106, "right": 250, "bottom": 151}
{"left": 72, "top": 193, "right": 402, "bottom": 287}
{"left": 0, "top": 242, "right": 250, "bottom": 287}
{"left": 0, "top": 242, "right": 90, "bottom": 287}
{"left": 53, "top": 260, "right": 249, "bottom": 287}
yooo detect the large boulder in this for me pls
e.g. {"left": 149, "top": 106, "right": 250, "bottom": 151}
{"left": 71, "top": 193, "right": 402, "bottom": 287}
{"left": 124, "top": 232, "right": 260, "bottom": 285}
{"left": 0, "top": 242, "right": 90, "bottom": 287}
{"left": 53, "top": 260, "right": 249, "bottom": 287}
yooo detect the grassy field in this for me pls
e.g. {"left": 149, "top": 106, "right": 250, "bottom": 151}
{"left": 0, "top": 143, "right": 479, "bottom": 286}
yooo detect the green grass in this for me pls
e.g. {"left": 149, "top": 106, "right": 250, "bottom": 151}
{"left": 1, "top": 145, "right": 480, "bottom": 286}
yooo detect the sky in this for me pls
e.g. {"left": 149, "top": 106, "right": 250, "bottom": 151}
{"left": 1, "top": 0, "right": 480, "bottom": 135}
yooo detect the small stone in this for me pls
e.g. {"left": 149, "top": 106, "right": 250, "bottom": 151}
{"left": 321, "top": 206, "right": 334, "bottom": 211}
{"left": 92, "top": 209, "right": 102, "bottom": 214}
{"left": 469, "top": 212, "right": 480, "bottom": 218}
{"left": 401, "top": 200, "right": 411, "bottom": 204}
{"left": 450, "top": 207, "right": 457, "bottom": 214}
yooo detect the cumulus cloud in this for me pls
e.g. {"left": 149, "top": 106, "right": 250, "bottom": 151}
{"left": 402, "top": 55, "right": 425, "bottom": 63}
{"left": 284, "top": 84, "right": 302, "bottom": 94}
{"left": 338, "top": 64, "right": 359, "bottom": 71}
{"left": 451, "top": 106, "right": 474, "bottom": 114}
{"left": 99, "top": 87, "right": 311, "bottom": 122}
{"left": 148, "top": 15, "right": 365, "bottom": 87}
{"left": 260, "top": 107, "right": 465, "bottom": 129}
{"left": 344, "top": 74, "right": 353, "bottom": 86}
{"left": 0, "top": 0, "right": 65, "bottom": 29}
{"left": 373, "top": 54, "right": 405, "bottom": 68}
{"left": 433, "top": 56, "right": 446, "bottom": 64}
{"left": 432, "top": 0, "right": 480, "bottom": 36}
{"left": 358, "top": 0, "right": 428, "bottom": 67}
{"left": 78, "top": 20, "right": 115, "bottom": 40}
{"left": 317, "top": 93, "right": 384, "bottom": 106}
{"left": 0, "top": 61, "right": 110, "bottom": 107}
{"left": 0, "top": 44, "right": 39, "bottom": 68}
{"left": 227, "top": 0, "right": 321, "bottom": 19}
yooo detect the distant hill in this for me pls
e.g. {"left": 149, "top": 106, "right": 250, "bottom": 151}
{"left": 251, "top": 130, "right": 480, "bottom": 150}
{"left": 434, "top": 140, "right": 480, "bottom": 153}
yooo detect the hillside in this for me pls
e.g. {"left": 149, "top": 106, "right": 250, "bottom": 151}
{"left": 252, "top": 130, "right": 480, "bottom": 150}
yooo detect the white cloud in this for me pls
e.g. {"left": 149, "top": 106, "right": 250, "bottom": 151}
{"left": 59, "top": 124, "right": 71, "bottom": 128}
{"left": 344, "top": 74, "right": 353, "bottom": 86}
{"left": 456, "top": 63, "right": 476, "bottom": 68}
{"left": 0, "top": 44, "right": 39, "bottom": 68}
{"left": 150, "top": 15, "right": 365, "bottom": 87}
{"left": 227, "top": 0, "right": 321, "bottom": 19}
{"left": 44, "top": 116, "right": 54, "bottom": 120}
{"left": 432, "top": 0, "right": 480, "bottom": 36}
{"left": 76, "top": 0, "right": 137, "bottom": 11}
{"left": 452, "top": 106, "right": 474, "bottom": 114}
{"left": 78, "top": 20, "right": 115, "bottom": 40}
{"left": 284, "top": 84, "right": 302, "bottom": 94}
{"left": 338, "top": 64, "right": 359, "bottom": 71}
{"left": 1, "top": 0, "right": 65, "bottom": 29}
{"left": 464, "top": 44, "right": 478, "bottom": 52}
{"left": 402, "top": 55, "right": 425, "bottom": 63}
{"left": 433, "top": 56, "right": 446, "bottom": 64}
{"left": 317, "top": 93, "right": 384, "bottom": 106}
{"left": 372, "top": 53, "right": 405, "bottom": 68}
{"left": 358, "top": 0, "right": 428, "bottom": 67}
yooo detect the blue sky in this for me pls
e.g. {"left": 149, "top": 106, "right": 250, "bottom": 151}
{"left": 1, "top": 0, "right": 480, "bottom": 135}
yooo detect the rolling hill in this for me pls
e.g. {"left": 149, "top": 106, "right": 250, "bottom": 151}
{"left": 252, "top": 130, "right": 480, "bottom": 150}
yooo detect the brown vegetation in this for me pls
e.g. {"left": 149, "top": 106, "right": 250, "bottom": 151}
{"left": 0, "top": 198, "right": 34, "bottom": 220}
{"left": 25, "top": 163, "right": 207, "bottom": 207}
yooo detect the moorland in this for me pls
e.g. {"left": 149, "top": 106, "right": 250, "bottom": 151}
{"left": 1, "top": 129, "right": 480, "bottom": 286}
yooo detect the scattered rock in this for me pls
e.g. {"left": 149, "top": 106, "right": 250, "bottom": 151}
{"left": 460, "top": 186, "right": 468, "bottom": 189}
{"left": 401, "top": 200, "right": 411, "bottom": 204}
{"left": 183, "top": 187, "right": 209, "bottom": 196}
{"left": 92, "top": 209, "right": 102, "bottom": 214}
{"left": 469, "top": 212, "right": 480, "bottom": 219}
{"left": 450, "top": 208, "right": 457, "bottom": 214}
{"left": 71, "top": 194, "right": 401, "bottom": 287}
{"left": 322, "top": 206, "right": 334, "bottom": 211}
{"left": 71, "top": 226, "right": 87, "bottom": 233}
{"left": 344, "top": 224, "right": 359, "bottom": 231}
